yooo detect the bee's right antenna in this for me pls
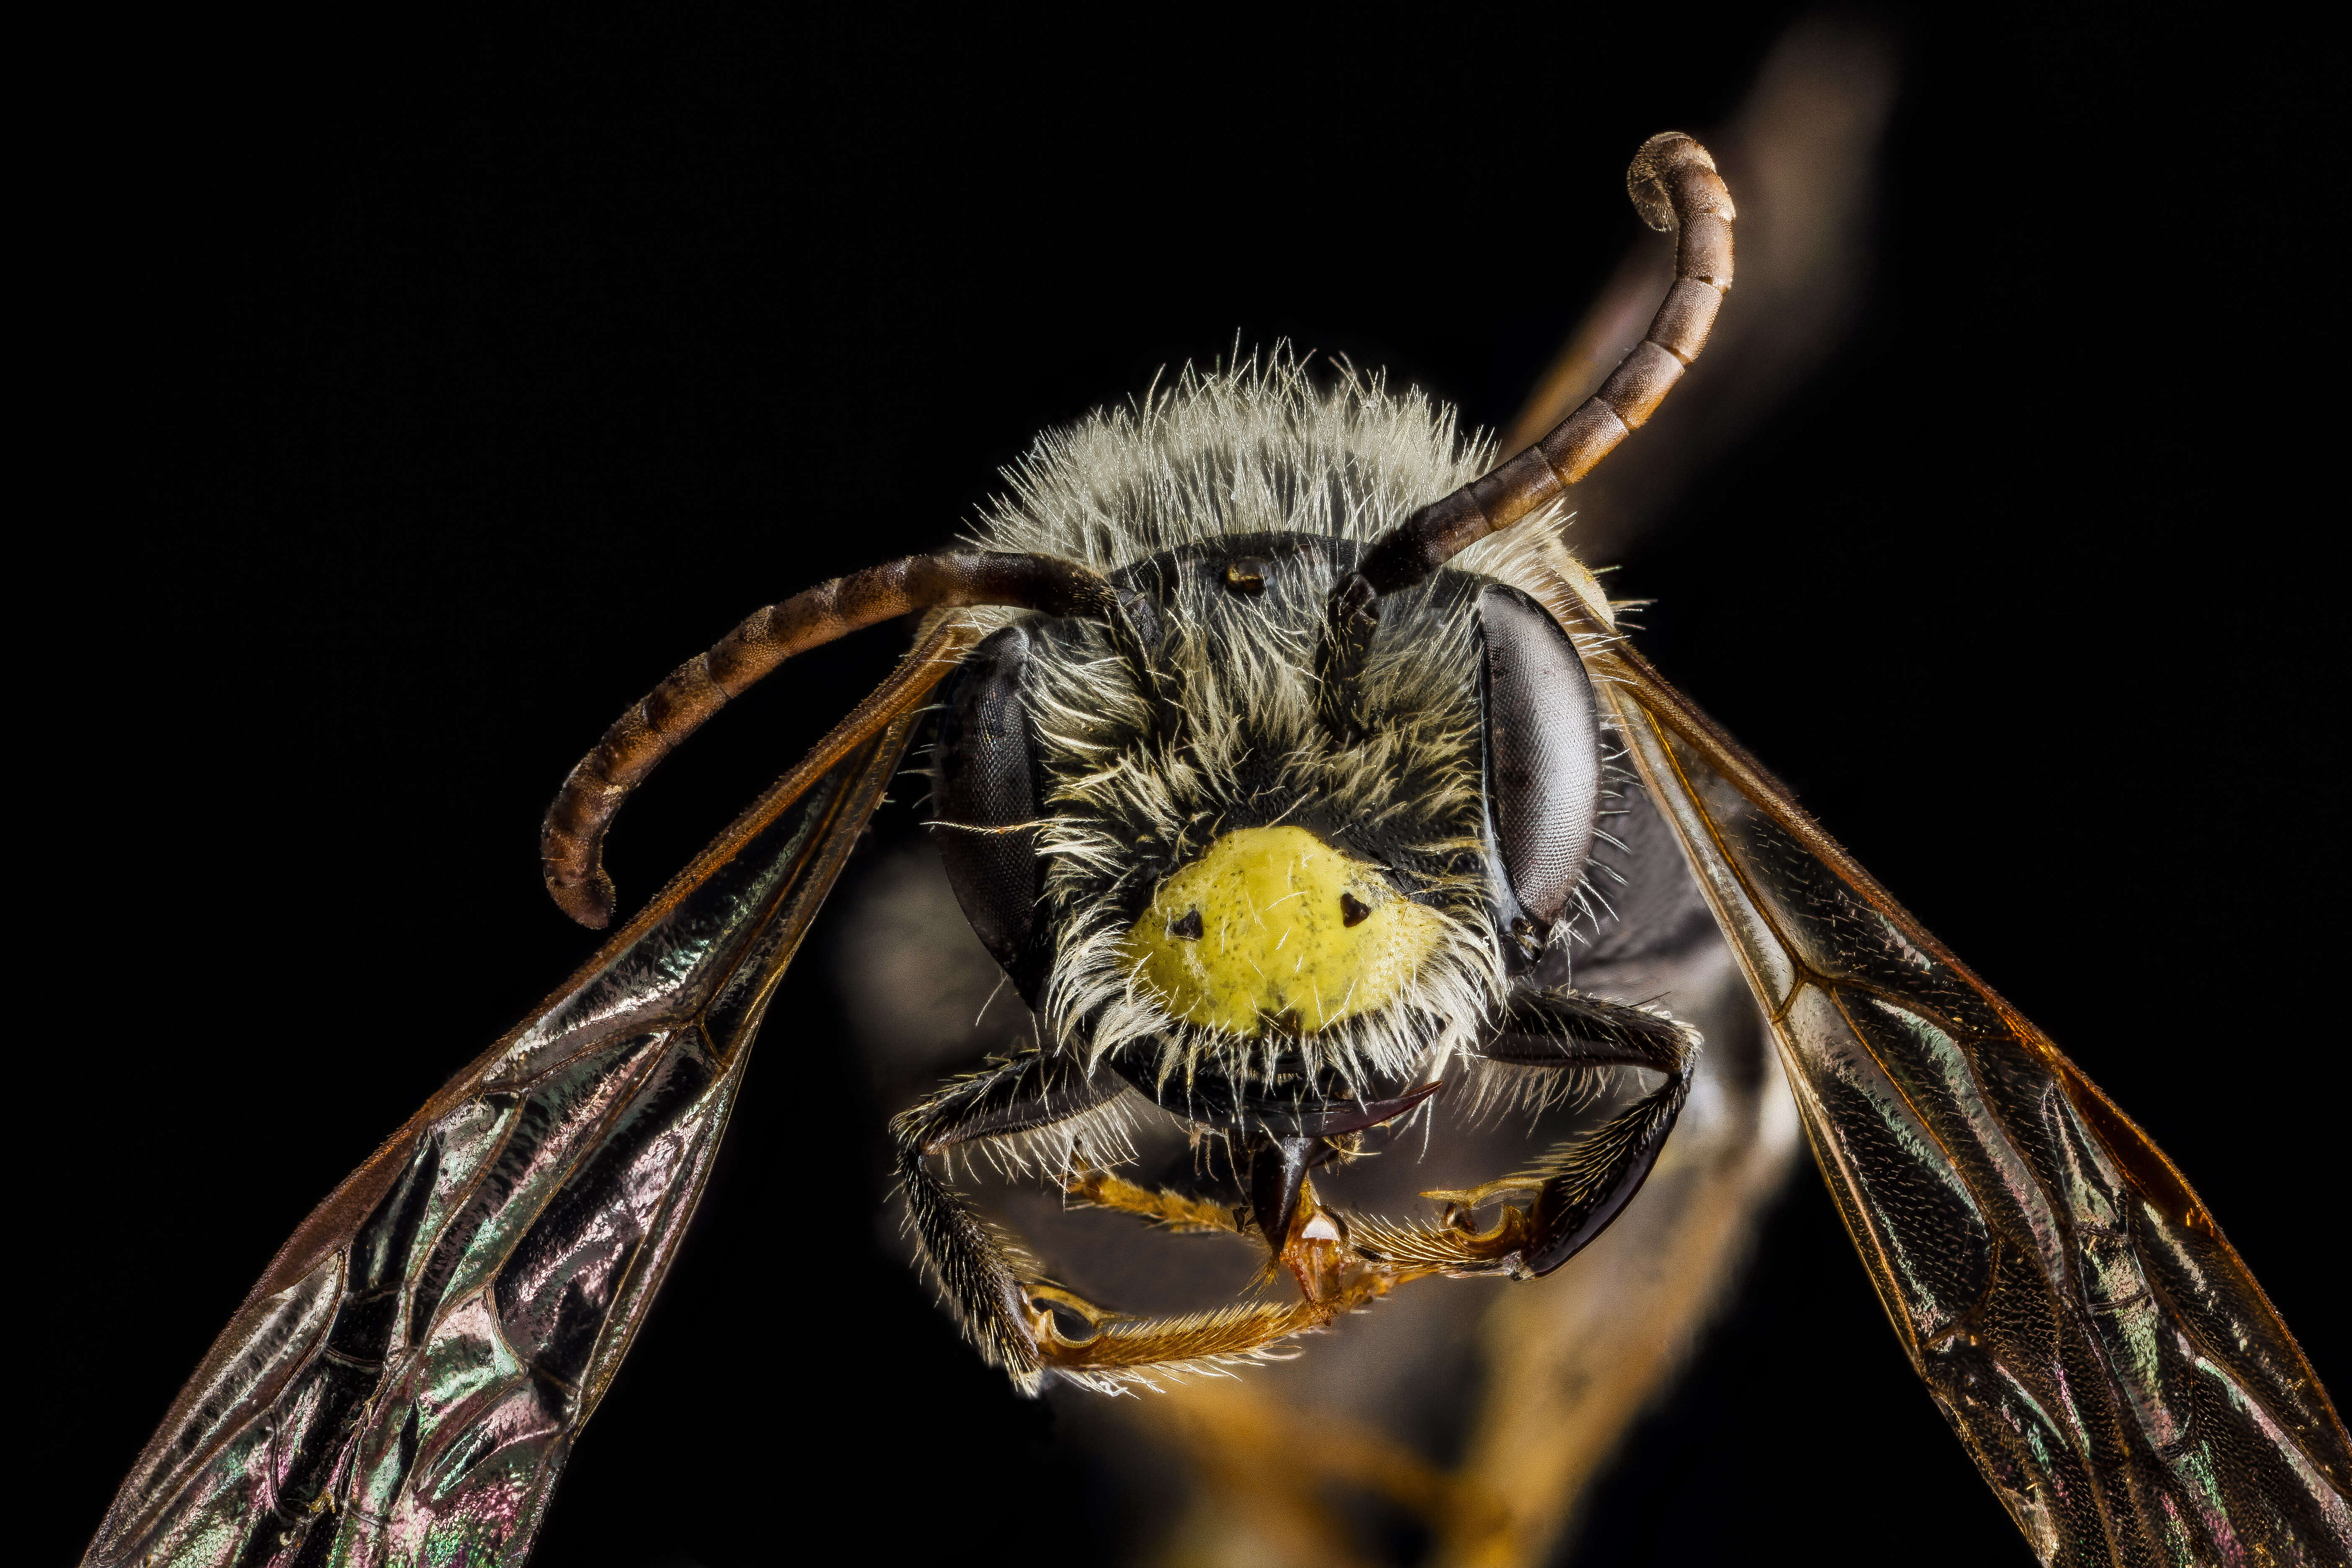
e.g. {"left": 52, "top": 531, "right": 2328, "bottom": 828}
{"left": 542, "top": 551, "right": 1119, "bottom": 928}
{"left": 1319, "top": 132, "right": 1733, "bottom": 726}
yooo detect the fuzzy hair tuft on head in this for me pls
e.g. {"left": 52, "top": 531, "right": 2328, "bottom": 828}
{"left": 968, "top": 344, "right": 1581, "bottom": 598}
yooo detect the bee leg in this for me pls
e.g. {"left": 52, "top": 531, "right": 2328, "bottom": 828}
{"left": 1074, "top": 1133, "right": 1375, "bottom": 1303}
{"left": 891, "top": 1049, "right": 1132, "bottom": 1392}
{"left": 1008, "top": 1196, "right": 1407, "bottom": 1388}
{"left": 1063, "top": 1091, "right": 1430, "bottom": 1242}
{"left": 1062, "top": 1167, "right": 1246, "bottom": 1235}
{"left": 1478, "top": 991, "right": 1701, "bottom": 1276}
{"left": 895, "top": 1053, "right": 1416, "bottom": 1390}
{"left": 1358, "top": 992, "right": 1699, "bottom": 1279}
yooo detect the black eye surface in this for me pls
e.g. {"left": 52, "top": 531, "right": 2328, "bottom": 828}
{"left": 932, "top": 624, "right": 1043, "bottom": 985}
{"left": 1476, "top": 585, "right": 1600, "bottom": 930}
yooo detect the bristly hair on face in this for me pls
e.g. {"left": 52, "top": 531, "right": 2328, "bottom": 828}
{"left": 951, "top": 348, "right": 1609, "bottom": 1096}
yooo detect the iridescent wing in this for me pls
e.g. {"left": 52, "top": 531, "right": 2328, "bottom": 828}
{"left": 81, "top": 626, "right": 974, "bottom": 1568}
{"left": 1577, "top": 633, "right": 2352, "bottom": 1565}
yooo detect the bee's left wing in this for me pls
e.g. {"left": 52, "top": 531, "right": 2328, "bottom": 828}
{"left": 83, "top": 623, "right": 977, "bottom": 1568}
{"left": 1579, "top": 637, "right": 2351, "bottom": 1565}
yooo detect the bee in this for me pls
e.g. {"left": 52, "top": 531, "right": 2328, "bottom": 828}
{"left": 82, "top": 109, "right": 2348, "bottom": 1568}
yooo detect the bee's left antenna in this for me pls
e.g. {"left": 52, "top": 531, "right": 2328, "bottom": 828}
{"left": 540, "top": 551, "right": 1119, "bottom": 928}
{"left": 1338, "top": 130, "right": 1734, "bottom": 610}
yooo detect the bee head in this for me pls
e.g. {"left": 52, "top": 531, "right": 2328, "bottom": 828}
{"left": 928, "top": 358, "right": 1606, "bottom": 1098}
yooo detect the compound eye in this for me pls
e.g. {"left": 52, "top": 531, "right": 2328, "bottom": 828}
{"left": 1476, "top": 586, "right": 1600, "bottom": 931}
{"left": 932, "top": 625, "right": 1043, "bottom": 985}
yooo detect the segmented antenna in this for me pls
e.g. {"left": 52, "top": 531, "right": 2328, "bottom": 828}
{"left": 542, "top": 552, "right": 1118, "bottom": 927}
{"left": 1370, "top": 133, "right": 1731, "bottom": 589}
{"left": 1318, "top": 132, "right": 1734, "bottom": 720}
{"left": 547, "top": 134, "right": 1730, "bottom": 924}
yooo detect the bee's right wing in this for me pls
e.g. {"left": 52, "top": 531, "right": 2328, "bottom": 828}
{"left": 83, "top": 621, "right": 979, "bottom": 1568}
{"left": 1586, "top": 637, "right": 2352, "bottom": 1565}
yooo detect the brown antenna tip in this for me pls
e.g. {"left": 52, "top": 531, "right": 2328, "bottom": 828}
{"left": 1627, "top": 131, "right": 1733, "bottom": 233}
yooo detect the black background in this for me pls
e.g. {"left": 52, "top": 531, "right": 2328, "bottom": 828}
{"left": 40, "top": 5, "right": 2339, "bottom": 1566}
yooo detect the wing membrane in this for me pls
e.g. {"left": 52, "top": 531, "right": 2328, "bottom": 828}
{"left": 85, "top": 625, "right": 976, "bottom": 1568}
{"left": 1585, "top": 641, "right": 2350, "bottom": 1565}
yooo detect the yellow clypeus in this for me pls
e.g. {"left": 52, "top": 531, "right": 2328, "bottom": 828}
{"left": 1124, "top": 825, "right": 1446, "bottom": 1035}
